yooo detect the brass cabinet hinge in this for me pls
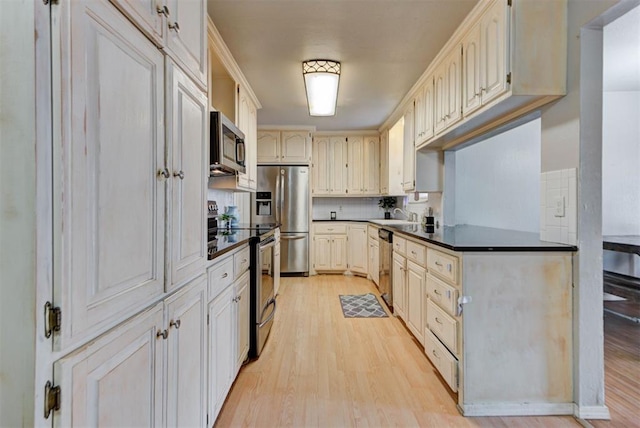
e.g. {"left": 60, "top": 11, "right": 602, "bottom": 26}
{"left": 507, "top": 72, "right": 512, "bottom": 84}
{"left": 44, "top": 381, "right": 61, "bottom": 419}
{"left": 44, "top": 302, "right": 61, "bottom": 339}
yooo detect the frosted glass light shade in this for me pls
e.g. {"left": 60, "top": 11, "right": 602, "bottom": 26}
{"left": 302, "top": 60, "right": 341, "bottom": 116}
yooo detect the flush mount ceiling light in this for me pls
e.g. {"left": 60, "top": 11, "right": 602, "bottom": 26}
{"left": 302, "top": 59, "right": 341, "bottom": 116}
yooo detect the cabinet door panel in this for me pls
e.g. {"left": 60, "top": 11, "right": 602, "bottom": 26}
{"left": 423, "top": 81, "right": 435, "bottom": 141}
{"left": 167, "top": 61, "right": 207, "bottom": 290}
{"left": 235, "top": 271, "right": 250, "bottom": 371}
{"left": 330, "top": 137, "right": 348, "bottom": 194}
{"left": 312, "top": 136, "right": 330, "bottom": 194}
{"left": 313, "top": 235, "right": 331, "bottom": 270}
{"left": 281, "top": 131, "right": 311, "bottom": 163}
{"left": 236, "top": 87, "right": 251, "bottom": 188}
{"left": 54, "top": 0, "right": 165, "bottom": 350}
{"left": 208, "top": 286, "right": 235, "bottom": 420}
{"left": 445, "top": 47, "right": 462, "bottom": 127}
{"left": 165, "top": 0, "right": 207, "bottom": 88}
{"left": 332, "top": 235, "right": 348, "bottom": 271}
{"left": 110, "top": 0, "right": 164, "bottom": 46}
{"left": 363, "top": 136, "right": 380, "bottom": 194}
{"left": 402, "top": 107, "right": 415, "bottom": 191}
{"left": 481, "top": 0, "right": 508, "bottom": 103}
{"left": 348, "top": 225, "right": 368, "bottom": 274}
{"left": 392, "top": 253, "right": 406, "bottom": 319}
{"left": 165, "top": 277, "right": 206, "bottom": 428}
{"left": 54, "top": 304, "right": 164, "bottom": 427}
{"left": 257, "top": 131, "right": 281, "bottom": 163}
{"left": 463, "top": 23, "right": 482, "bottom": 115}
{"left": 406, "top": 261, "right": 425, "bottom": 345}
{"left": 347, "top": 136, "right": 364, "bottom": 194}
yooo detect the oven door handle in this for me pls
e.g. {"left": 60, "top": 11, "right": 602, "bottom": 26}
{"left": 280, "top": 235, "right": 304, "bottom": 241}
{"left": 260, "top": 237, "right": 276, "bottom": 250}
{"left": 258, "top": 298, "right": 277, "bottom": 328}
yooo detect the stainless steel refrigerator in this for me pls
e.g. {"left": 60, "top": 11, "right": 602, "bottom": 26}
{"left": 252, "top": 165, "right": 309, "bottom": 275}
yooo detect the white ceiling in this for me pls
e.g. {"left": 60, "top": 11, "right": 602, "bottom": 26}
{"left": 207, "top": 0, "right": 479, "bottom": 131}
{"left": 604, "top": 5, "right": 640, "bottom": 92}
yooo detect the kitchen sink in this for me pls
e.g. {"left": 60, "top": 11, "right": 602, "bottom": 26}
{"left": 369, "top": 219, "right": 421, "bottom": 226}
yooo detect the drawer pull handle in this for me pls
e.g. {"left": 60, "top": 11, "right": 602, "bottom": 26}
{"left": 432, "top": 349, "right": 440, "bottom": 359}
{"left": 435, "top": 317, "right": 443, "bottom": 324}
{"left": 221, "top": 273, "right": 228, "bottom": 278}
{"left": 435, "top": 261, "right": 443, "bottom": 267}
{"left": 433, "top": 289, "right": 441, "bottom": 296}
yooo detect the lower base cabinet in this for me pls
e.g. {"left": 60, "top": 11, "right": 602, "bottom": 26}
{"left": 208, "top": 269, "right": 250, "bottom": 423}
{"left": 53, "top": 275, "right": 206, "bottom": 427}
{"left": 406, "top": 260, "right": 426, "bottom": 345}
{"left": 392, "top": 252, "right": 407, "bottom": 319}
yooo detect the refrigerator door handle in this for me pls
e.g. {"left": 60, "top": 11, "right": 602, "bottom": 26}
{"left": 279, "top": 169, "right": 285, "bottom": 224}
{"left": 280, "top": 235, "right": 305, "bottom": 240}
{"left": 275, "top": 172, "right": 281, "bottom": 224}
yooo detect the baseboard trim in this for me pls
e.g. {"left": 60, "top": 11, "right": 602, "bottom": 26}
{"left": 459, "top": 402, "right": 575, "bottom": 417}
{"left": 573, "top": 404, "right": 611, "bottom": 420}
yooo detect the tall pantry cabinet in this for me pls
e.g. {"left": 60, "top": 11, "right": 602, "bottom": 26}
{"left": 43, "top": 0, "right": 209, "bottom": 425}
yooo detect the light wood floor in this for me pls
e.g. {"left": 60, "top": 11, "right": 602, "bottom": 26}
{"left": 215, "top": 275, "right": 582, "bottom": 427}
{"left": 590, "top": 313, "right": 640, "bottom": 428}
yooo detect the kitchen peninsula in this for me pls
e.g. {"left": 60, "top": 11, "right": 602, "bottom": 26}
{"left": 313, "top": 219, "right": 576, "bottom": 416}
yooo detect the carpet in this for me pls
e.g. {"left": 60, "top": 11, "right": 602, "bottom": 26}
{"left": 339, "top": 293, "right": 388, "bottom": 318}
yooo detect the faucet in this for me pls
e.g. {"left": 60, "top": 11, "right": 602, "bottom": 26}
{"left": 393, "top": 208, "right": 418, "bottom": 222}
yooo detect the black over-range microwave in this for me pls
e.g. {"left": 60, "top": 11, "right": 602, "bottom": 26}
{"left": 210, "top": 111, "right": 246, "bottom": 176}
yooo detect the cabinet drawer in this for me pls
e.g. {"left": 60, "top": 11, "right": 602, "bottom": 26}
{"left": 426, "top": 298, "right": 458, "bottom": 355}
{"left": 393, "top": 235, "right": 406, "bottom": 255}
{"left": 406, "top": 240, "right": 426, "bottom": 265}
{"left": 208, "top": 255, "right": 234, "bottom": 300}
{"left": 427, "top": 248, "right": 459, "bottom": 284}
{"left": 368, "top": 225, "right": 379, "bottom": 239}
{"left": 424, "top": 329, "right": 458, "bottom": 393}
{"left": 314, "top": 223, "right": 347, "bottom": 234}
{"left": 426, "top": 274, "right": 458, "bottom": 317}
{"left": 234, "top": 246, "right": 251, "bottom": 277}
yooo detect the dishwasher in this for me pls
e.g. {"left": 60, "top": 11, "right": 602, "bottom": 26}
{"left": 378, "top": 228, "right": 393, "bottom": 312}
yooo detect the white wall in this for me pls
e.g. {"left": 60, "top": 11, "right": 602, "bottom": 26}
{"left": 453, "top": 118, "right": 541, "bottom": 233}
{"left": 602, "top": 6, "right": 640, "bottom": 278}
{"left": 602, "top": 91, "right": 640, "bottom": 276}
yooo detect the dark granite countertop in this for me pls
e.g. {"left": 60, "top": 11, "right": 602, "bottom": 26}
{"left": 387, "top": 224, "right": 578, "bottom": 252}
{"left": 208, "top": 225, "right": 279, "bottom": 262}
{"left": 312, "top": 219, "right": 376, "bottom": 222}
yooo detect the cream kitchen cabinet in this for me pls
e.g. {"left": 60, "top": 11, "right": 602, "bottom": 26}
{"left": 165, "top": 0, "right": 208, "bottom": 89}
{"left": 462, "top": 0, "right": 508, "bottom": 117}
{"left": 312, "top": 136, "right": 348, "bottom": 195}
{"left": 237, "top": 85, "right": 258, "bottom": 191}
{"left": 402, "top": 106, "right": 415, "bottom": 192}
{"left": 166, "top": 60, "right": 208, "bottom": 292}
{"left": 434, "top": 46, "right": 462, "bottom": 135}
{"left": 347, "top": 136, "right": 364, "bottom": 194}
{"left": 313, "top": 223, "right": 348, "bottom": 271}
{"left": 109, "top": 0, "right": 208, "bottom": 91}
{"left": 414, "top": 77, "right": 435, "bottom": 147}
{"left": 348, "top": 223, "right": 368, "bottom": 275}
{"left": 257, "top": 130, "right": 312, "bottom": 164}
{"left": 367, "top": 225, "right": 380, "bottom": 285}
{"left": 380, "top": 121, "right": 405, "bottom": 196}
{"left": 207, "top": 243, "right": 251, "bottom": 423}
{"left": 379, "top": 129, "right": 390, "bottom": 194}
{"left": 406, "top": 260, "right": 426, "bottom": 345}
{"left": 53, "top": 276, "right": 206, "bottom": 427}
{"left": 51, "top": 0, "right": 206, "bottom": 352}
{"left": 363, "top": 136, "right": 380, "bottom": 194}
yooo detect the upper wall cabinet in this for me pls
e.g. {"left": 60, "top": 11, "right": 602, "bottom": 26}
{"left": 462, "top": 0, "right": 508, "bottom": 117}
{"left": 414, "top": 77, "right": 435, "bottom": 147}
{"left": 111, "top": 0, "right": 208, "bottom": 89}
{"left": 165, "top": 0, "right": 208, "bottom": 89}
{"left": 312, "top": 134, "right": 379, "bottom": 196}
{"left": 257, "top": 130, "right": 312, "bottom": 164}
{"left": 400, "top": 0, "right": 567, "bottom": 151}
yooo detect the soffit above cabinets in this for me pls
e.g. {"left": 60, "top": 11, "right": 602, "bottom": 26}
{"left": 207, "top": 0, "right": 479, "bottom": 131}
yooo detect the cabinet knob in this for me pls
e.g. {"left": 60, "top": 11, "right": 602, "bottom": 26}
{"left": 173, "top": 170, "right": 185, "bottom": 180}
{"left": 156, "top": 5, "right": 170, "bottom": 16}
{"left": 156, "top": 329, "right": 168, "bottom": 339}
{"left": 158, "top": 168, "right": 170, "bottom": 180}
{"left": 168, "top": 21, "right": 180, "bottom": 33}
{"left": 221, "top": 272, "right": 228, "bottom": 279}
{"left": 170, "top": 319, "right": 181, "bottom": 329}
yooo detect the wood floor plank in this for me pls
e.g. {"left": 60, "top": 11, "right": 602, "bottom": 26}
{"left": 215, "top": 275, "right": 582, "bottom": 427}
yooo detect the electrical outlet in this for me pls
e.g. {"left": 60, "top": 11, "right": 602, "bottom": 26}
{"left": 554, "top": 196, "right": 565, "bottom": 217}
{"left": 339, "top": 205, "right": 343, "bottom": 212}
